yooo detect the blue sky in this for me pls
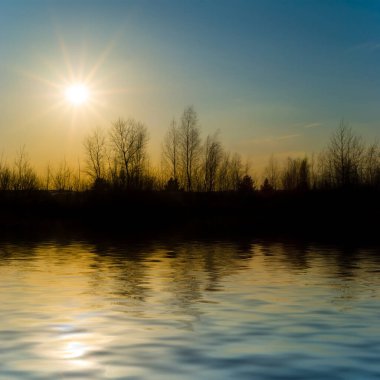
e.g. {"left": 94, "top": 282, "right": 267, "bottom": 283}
{"left": 0, "top": 0, "right": 379, "bottom": 170}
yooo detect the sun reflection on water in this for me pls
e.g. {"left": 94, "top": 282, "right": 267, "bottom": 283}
{"left": 63, "top": 341, "right": 87, "bottom": 359}
{"left": 0, "top": 241, "right": 379, "bottom": 379}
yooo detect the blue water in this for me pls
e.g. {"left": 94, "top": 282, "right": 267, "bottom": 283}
{"left": 0, "top": 238, "right": 379, "bottom": 379}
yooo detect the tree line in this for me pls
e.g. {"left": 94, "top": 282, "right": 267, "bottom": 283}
{"left": 262, "top": 120, "right": 380, "bottom": 191}
{"left": 0, "top": 107, "right": 379, "bottom": 192}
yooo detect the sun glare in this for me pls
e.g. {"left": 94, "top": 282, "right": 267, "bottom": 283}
{"left": 65, "top": 84, "right": 89, "bottom": 106}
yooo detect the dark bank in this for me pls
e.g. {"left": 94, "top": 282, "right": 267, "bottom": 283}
{"left": 0, "top": 187, "right": 378, "bottom": 242}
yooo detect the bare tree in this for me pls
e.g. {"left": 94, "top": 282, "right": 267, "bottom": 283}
{"left": 53, "top": 159, "right": 72, "bottom": 191}
{"left": 44, "top": 163, "right": 52, "bottom": 191}
{"left": 12, "top": 146, "right": 39, "bottom": 190}
{"left": 0, "top": 155, "right": 11, "bottom": 191}
{"left": 362, "top": 141, "right": 380, "bottom": 186}
{"left": 215, "top": 151, "right": 244, "bottom": 191}
{"left": 106, "top": 154, "right": 121, "bottom": 187}
{"left": 281, "top": 157, "right": 310, "bottom": 191}
{"left": 229, "top": 153, "right": 244, "bottom": 191}
{"left": 315, "top": 150, "right": 332, "bottom": 189}
{"left": 83, "top": 126, "right": 107, "bottom": 183}
{"left": 178, "top": 106, "right": 201, "bottom": 191}
{"left": 162, "top": 118, "right": 179, "bottom": 181}
{"left": 309, "top": 153, "right": 318, "bottom": 189}
{"left": 326, "top": 121, "right": 364, "bottom": 187}
{"left": 263, "top": 154, "right": 281, "bottom": 190}
{"left": 203, "top": 132, "right": 222, "bottom": 191}
{"left": 216, "top": 152, "right": 231, "bottom": 191}
{"left": 298, "top": 157, "right": 310, "bottom": 190}
{"left": 109, "top": 118, "right": 148, "bottom": 189}
{"left": 71, "top": 159, "right": 86, "bottom": 191}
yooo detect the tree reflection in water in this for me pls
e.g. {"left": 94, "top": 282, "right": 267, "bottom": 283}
{"left": 0, "top": 237, "right": 379, "bottom": 379}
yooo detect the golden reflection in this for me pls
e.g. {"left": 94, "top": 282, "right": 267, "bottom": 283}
{"left": 63, "top": 341, "right": 87, "bottom": 359}
{"left": 0, "top": 240, "right": 378, "bottom": 379}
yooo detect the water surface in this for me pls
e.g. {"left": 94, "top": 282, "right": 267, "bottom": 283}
{"left": 0, "top": 238, "right": 379, "bottom": 379}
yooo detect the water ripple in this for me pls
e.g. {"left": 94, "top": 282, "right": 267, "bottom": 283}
{"left": 0, "top": 239, "right": 379, "bottom": 379}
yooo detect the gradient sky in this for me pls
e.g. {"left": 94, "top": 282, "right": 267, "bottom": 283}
{"left": 0, "top": 0, "right": 379, "bottom": 171}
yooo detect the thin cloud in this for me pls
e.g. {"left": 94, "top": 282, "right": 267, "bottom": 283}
{"left": 303, "top": 123, "right": 321, "bottom": 129}
{"left": 275, "top": 134, "right": 300, "bottom": 141}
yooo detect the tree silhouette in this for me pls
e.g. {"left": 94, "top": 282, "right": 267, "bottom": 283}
{"left": 326, "top": 120, "right": 364, "bottom": 187}
{"left": 362, "top": 142, "right": 380, "bottom": 187}
{"left": 110, "top": 118, "right": 148, "bottom": 190}
{"left": 164, "top": 177, "right": 180, "bottom": 191}
{"left": 264, "top": 154, "right": 280, "bottom": 190}
{"left": 281, "top": 157, "right": 310, "bottom": 191}
{"left": 12, "top": 147, "right": 38, "bottom": 191}
{"left": 203, "top": 132, "right": 222, "bottom": 192}
{"left": 162, "top": 119, "right": 179, "bottom": 183}
{"left": 238, "top": 174, "right": 255, "bottom": 192}
{"left": 178, "top": 106, "right": 201, "bottom": 191}
{"left": 83, "top": 127, "right": 107, "bottom": 184}
{"left": 0, "top": 157, "right": 12, "bottom": 191}
{"left": 53, "top": 159, "right": 72, "bottom": 191}
{"left": 260, "top": 178, "right": 273, "bottom": 192}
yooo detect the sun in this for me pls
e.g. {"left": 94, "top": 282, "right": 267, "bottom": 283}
{"left": 65, "top": 84, "right": 89, "bottom": 106}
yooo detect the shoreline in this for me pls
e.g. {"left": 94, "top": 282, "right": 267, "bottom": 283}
{"left": 0, "top": 188, "right": 378, "bottom": 244}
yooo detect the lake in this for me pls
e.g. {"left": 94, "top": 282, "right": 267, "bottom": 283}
{"left": 0, "top": 237, "right": 379, "bottom": 379}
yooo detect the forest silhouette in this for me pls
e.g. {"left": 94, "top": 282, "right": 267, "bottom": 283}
{"left": 0, "top": 106, "right": 379, "bottom": 238}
